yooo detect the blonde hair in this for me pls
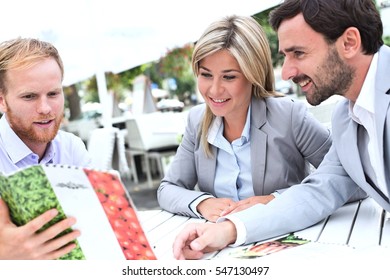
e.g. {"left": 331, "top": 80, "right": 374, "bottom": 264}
{"left": 192, "top": 15, "right": 281, "bottom": 157}
{"left": 0, "top": 37, "right": 64, "bottom": 94}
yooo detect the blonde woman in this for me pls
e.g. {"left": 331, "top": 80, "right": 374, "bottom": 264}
{"left": 157, "top": 15, "right": 331, "bottom": 222}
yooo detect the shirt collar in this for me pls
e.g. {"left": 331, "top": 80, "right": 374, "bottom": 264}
{"left": 208, "top": 105, "right": 251, "bottom": 145}
{"left": 40, "top": 142, "right": 55, "bottom": 164}
{"left": 241, "top": 105, "right": 251, "bottom": 142}
{"left": 0, "top": 115, "right": 33, "bottom": 164}
{"left": 0, "top": 115, "right": 55, "bottom": 164}
{"left": 349, "top": 52, "right": 378, "bottom": 122}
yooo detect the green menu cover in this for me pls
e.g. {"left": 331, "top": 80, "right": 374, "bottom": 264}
{"left": 0, "top": 164, "right": 156, "bottom": 260}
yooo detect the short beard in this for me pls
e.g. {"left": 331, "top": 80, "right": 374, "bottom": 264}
{"left": 7, "top": 109, "right": 63, "bottom": 144}
{"left": 307, "top": 46, "right": 355, "bottom": 106}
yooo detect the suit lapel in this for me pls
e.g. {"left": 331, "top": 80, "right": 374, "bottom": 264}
{"left": 336, "top": 114, "right": 366, "bottom": 183}
{"left": 384, "top": 89, "right": 390, "bottom": 196}
{"left": 198, "top": 145, "right": 217, "bottom": 195}
{"left": 374, "top": 88, "right": 390, "bottom": 197}
{"left": 250, "top": 98, "right": 267, "bottom": 195}
{"left": 338, "top": 116, "right": 390, "bottom": 210}
{"left": 374, "top": 46, "right": 390, "bottom": 199}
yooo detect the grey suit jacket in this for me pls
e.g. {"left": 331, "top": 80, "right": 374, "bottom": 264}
{"left": 157, "top": 96, "right": 332, "bottom": 217}
{"left": 233, "top": 45, "right": 390, "bottom": 245}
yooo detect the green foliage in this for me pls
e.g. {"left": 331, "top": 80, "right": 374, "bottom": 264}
{"left": 253, "top": 8, "right": 284, "bottom": 67}
{"left": 142, "top": 62, "right": 164, "bottom": 89}
{"left": 117, "top": 64, "right": 146, "bottom": 91}
{"left": 82, "top": 76, "right": 98, "bottom": 103}
{"left": 78, "top": 65, "right": 145, "bottom": 104}
{"left": 158, "top": 44, "right": 193, "bottom": 79}
{"left": 384, "top": 36, "right": 390, "bottom": 46}
{"left": 156, "top": 44, "right": 195, "bottom": 99}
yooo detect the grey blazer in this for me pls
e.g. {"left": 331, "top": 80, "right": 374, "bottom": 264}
{"left": 157, "top": 96, "right": 332, "bottom": 217}
{"left": 232, "top": 45, "right": 390, "bottom": 245}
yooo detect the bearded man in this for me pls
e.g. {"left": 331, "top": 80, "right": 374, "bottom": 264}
{"left": 0, "top": 38, "right": 92, "bottom": 259}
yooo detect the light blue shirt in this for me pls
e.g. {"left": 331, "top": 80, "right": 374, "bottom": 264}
{"left": 0, "top": 115, "right": 92, "bottom": 175}
{"left": 189, "top": 107, "right": 253, "bottom": 216}
{"left": 209, "top": 107, "right": 253, "bottom": 201}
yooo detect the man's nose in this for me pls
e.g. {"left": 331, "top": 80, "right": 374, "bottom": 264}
{"left": 36, "top": 98, "right": 51, "bottom": 114}
{"left": 281, "top": 57, "right": 298, "bottom": 81}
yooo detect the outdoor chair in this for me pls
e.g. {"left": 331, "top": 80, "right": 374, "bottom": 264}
{"left": 87, "top": 127, "right": 118, "bottom": 170}
{"left": 124, "top": 112, "right": 182, "bottom": 188}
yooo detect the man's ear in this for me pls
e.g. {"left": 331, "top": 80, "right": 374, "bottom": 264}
{"left": 337, "top": 27, "right": 361, "bottom": 59}
{"left": 0, "top": 93, "right": 8, "bottom": 113}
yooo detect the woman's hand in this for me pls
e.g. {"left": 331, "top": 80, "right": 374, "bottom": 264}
{"left": 197, "top": 197, "right": 236, "bottom": 222}
{"left": 220, "top": 195, "right": 275, "bottom": 216}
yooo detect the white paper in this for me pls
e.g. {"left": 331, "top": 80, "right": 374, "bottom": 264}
{"left": 43, "top": 165, "right": 125, "bottom": 260}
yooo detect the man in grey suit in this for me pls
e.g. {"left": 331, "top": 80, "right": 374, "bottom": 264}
{"left": 173, "top": 0, "right": 390, "bottom": 259}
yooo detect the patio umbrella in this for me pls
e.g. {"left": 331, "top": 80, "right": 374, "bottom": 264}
{"left": 1, "top": 0, "right": 281, "bottom": 123}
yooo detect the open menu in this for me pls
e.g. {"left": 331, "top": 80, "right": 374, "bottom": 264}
{"left": 212, "top": 234, "right": 310, "bottom": 259}
{"left": 0, "top": 164, "right": 156, "bottom": 260}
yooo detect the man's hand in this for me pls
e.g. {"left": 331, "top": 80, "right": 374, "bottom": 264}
{"left": 197, "top": 197, "right": 236, "bottom": 222}
{"left": 0, "top": 198, "right": 80, "bottom": 260}
{"left": 173, "top": 221, "right": 237, "bottom": 260}
{"left": 220, "top": 195, "right": 275, "bottom": 216}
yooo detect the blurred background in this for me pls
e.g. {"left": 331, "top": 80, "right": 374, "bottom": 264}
{"left": 2, "top": 0, "right": 390, "bottom": 209}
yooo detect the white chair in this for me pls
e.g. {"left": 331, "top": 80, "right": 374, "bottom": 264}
{"left": 115, "top": 129, "right": 139, "bottom": 184}
{"left": 125, "top": 112, "right": 183, "bottom": 151}
{"left": 65, "top": 118, "right": 100, "bottom": 143}
{"left": 87, "top": 127, "right": 118, "bottom": 170}
{"left": 87, "top": 127, "right": 139, "bottom": 184}
{"left": 124, "top": 112, "right": 182, "bottom": 188}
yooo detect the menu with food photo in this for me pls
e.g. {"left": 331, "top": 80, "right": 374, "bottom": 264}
{"left": 212, "top": 234, "right": 311, "bottom": 259}
{"left": 0, "top": 164, "right": 156, "bottom": 260}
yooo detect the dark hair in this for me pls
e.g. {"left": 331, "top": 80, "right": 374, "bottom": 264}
{"left": 269, "top": 0, "right": 383, "bottom": 54}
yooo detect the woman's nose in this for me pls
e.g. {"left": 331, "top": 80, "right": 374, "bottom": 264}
{"left": 210, "top": 79, "right": 223, "bottom": 95}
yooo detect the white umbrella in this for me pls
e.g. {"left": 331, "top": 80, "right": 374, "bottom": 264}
{"left": 2, "top": 0, "right": 281, "bottom": 123}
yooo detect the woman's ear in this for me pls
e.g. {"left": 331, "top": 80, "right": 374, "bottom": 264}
{"left": 337, "top": 27, "right": 361, "bottom": 59}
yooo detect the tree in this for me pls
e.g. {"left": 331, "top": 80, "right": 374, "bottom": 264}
{"left": 253, "top": 8, "right": 284, "bottom": 67}
{"left": 384, "top": 36, "right": 390, "bottom": 46}
{"left": 156, "top": 43, "right": 196, "bottom": 101}
{"left": 64, "top": 84, "right": 81, "bottom": 121}
{"left": 73, "top": 65, "right": 146, "bottom": 117}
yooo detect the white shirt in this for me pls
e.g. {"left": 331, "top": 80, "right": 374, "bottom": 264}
{"left": 349, "top": 52, "right": 388, "bottom": 198}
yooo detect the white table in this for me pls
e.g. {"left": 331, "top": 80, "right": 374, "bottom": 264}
{"left": 137, "top": 197, "right": 390, "bottom": 260}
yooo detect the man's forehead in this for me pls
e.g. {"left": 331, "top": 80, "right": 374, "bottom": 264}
{"left": 277, "top": 14, "right": 324, "bottom": 53}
